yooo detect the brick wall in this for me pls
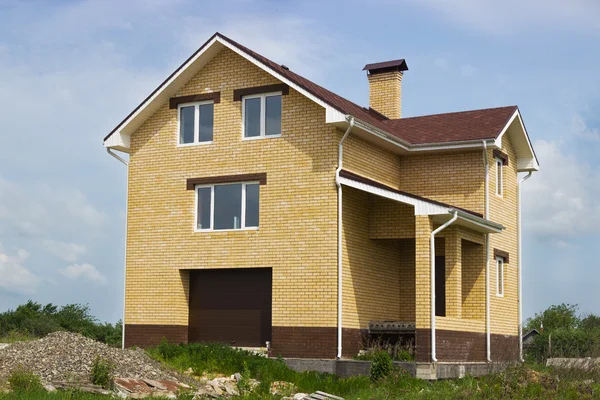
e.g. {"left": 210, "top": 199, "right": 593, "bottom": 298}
{"left": 126, "top": 47, "right": 340, "bottom": 336}
{"left": 367, "top": 71, "right": 402, "bottom": 119}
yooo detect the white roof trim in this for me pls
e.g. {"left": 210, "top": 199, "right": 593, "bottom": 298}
{"left": 339, "top": 175, "right": 504, "bottom": 233}
{"left": 494, "top": 109, "right": 539, "bottom": 171}
{"left": 104, "top": 34, "right": 347, "bottom": 150}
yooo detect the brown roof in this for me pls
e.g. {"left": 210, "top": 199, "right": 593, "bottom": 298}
{"left": 105, "top": 32, "right": 519, "bottom": 146}
{"left": 382, "top": 106, "right": 518, "bottom": 145}
{"left": 363, "top": 59, "right": 408, "bottom": 72}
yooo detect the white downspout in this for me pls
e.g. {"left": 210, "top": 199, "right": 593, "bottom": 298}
{"left": 483, "top": 141, "right": 491, "bottom": 362}
{"left": 518, "top": 171, "right": 532, "bottom": 362}
{"left": 107, "top": 148, "right": 129, "bottom": 350}
{"left": 430, "top": 211, "right": 458, "bottom": 362}
{"left": 335, "top": 116, "right": 354, "bottom": 359}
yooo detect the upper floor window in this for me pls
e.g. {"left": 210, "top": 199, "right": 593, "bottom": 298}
{"left": 196, "top": 182, "right": 259, "bottom": 231}
{"left": 495, "top": 158, "right": 503, "bottom": 197}
{"left": 179, "top": 101, "right": 214, "bottom": 145}
{"left": 496, "top": 256, "right": 504, "bottom": 297}
{"left": 243, "top": 93, "right": 282, "bottom": 139}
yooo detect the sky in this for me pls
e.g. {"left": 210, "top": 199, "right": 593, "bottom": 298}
{"left": 0, "top": 0, "right": 599, "bottom": 323}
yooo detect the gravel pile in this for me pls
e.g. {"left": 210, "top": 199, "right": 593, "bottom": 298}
{"left": 0, "top": 332, "right": 182, "bottom": 384}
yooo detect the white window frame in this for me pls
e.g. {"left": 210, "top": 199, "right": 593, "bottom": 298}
{"left": 177, "top": 100, "right": 214, "bottom": 147}
{"left": 495, "top": 158, "right": 503, "bottom": 197}
{"left": 241, "top": 92, "right": 282, "bottom": 140}
{"left": 194, "top": 181, "right": 260, "bottom": 232}
{"left": 496, "top": 257, "right": 504, "bottom": 297}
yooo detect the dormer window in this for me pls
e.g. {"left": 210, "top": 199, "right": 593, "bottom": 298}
{"left": 243, "top": 93, "right": 282, "bottom": 139}
{"left": 178, "top": 101, "right": 214, "bottom": 145}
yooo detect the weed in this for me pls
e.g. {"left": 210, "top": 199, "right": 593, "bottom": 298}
{"left": 89, "top": 357, "right": 114, "bottom": 389}
{"left": 370, "top": 351, "right": 392, "bottom": 382}
{"left": 7, "top": 368, "right": 43, "bottom": 392}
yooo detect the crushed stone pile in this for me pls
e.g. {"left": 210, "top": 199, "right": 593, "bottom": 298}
{"left": 0, "top": 331, "right": 182, "bottom": 384}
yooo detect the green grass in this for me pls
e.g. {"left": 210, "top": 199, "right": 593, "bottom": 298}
{"left": 147, "top": 340, "right": 600, "bottom": 399}
{"left": 3, "top": 341, "right": 600, "bottom": 399}
{"left": 0, "top": 331, "right": 36, "bottom": 344}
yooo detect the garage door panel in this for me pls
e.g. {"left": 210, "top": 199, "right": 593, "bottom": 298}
{"left": 188, "top": 268, "right": 272, "bottom": 347}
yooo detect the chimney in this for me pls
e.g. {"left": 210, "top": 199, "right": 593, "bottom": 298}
{"left": 363, "top": 59, "right": 408, "bottom": 119}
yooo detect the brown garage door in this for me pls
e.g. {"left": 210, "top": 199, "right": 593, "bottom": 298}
{"left": 188, "top": 268, "right": 272, "bottom": 347}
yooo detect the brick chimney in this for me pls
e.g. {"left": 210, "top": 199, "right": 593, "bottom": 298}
{"left": 363, "top": 59, "right": 408, "bottom": 119}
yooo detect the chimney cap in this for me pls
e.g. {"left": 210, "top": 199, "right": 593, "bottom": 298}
{"left": 363, "top": 59, "right": 408, "bottom": 74}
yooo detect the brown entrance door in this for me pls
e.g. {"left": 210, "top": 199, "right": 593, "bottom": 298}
{"left": 188, "top": 268, "right": 272, "bottom": 347}
{"left": 435, "top": 256, "right": 446, "bottom": 317}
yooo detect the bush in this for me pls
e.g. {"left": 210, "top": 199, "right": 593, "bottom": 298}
{"left": 370, "top": 351, "right": 392, "bottom": 382}
{"left": 90, "top": 357, "right": 114, "bottom": 388}
{"left": 8, "top": 368, "right": 43, "bottom": 392}
{"left": 0, "top": 300, "right": 122, "bottom": 346}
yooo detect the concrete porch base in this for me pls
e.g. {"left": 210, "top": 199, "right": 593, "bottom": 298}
{"left": 283, "top": 358, "right": 508, "bottom": 380}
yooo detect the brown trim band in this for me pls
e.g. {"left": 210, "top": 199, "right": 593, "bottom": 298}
{"left": 124, "top": 324, "right": 188, "bottom": 348}
{"left": 186, "top": 173, "right": 267, "bottom": 190}
{"left": 233, "top": 84, "right": 289, "bottom": 101}
{"left": 494, "top": 248, "right": 510, "bottom": 263}
{"left": 493, "top": 149, "right": 509, "bottom": 165}
{"left": 170, "top": 92, "right": 221, "bottom": 109}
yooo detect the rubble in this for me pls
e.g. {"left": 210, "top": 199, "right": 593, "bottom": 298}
{"left": 0, "top": 332, "right": 184, "bottom": 385}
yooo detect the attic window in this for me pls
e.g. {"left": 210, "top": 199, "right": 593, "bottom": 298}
{"left": 178, "top": 101, "right": 214, "bottom": 145}
{"left": 243, "top": 93, "right": 282, "bottom": 139}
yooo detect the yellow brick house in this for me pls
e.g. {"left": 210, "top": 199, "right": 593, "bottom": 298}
{"left": 104, "top": 33, "right": 539, "bottom": 368}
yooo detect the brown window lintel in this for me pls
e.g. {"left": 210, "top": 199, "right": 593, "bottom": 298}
{"left": 169, "top": 92, "right": 221, "bottom": 109}
{"left": 186, "top": 173, "right": 267, "bottom": 190}
{"left": 493, "top": 149, "right": 509, "bottom": 166}
{"left": 494, "top": 248, "right": 510, "bottom": 264}
{"left": 233, "top": 84, "right": 289, "bottom": 101}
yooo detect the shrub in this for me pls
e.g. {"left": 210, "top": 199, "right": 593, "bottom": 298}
{"left": 8, "top": 368, "right": 43, "bottom": 392}
{"left": 370, "top": 351, "right": 392, "bottom": 382}
{"left": 90, "top": 356, "right": 114, "bottom": 388}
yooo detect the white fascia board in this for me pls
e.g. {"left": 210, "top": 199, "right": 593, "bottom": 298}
{"left": 494, "top": 109, "right": 539, "bottom": 171}
{"left": 104, "top": 132, "right": 131, "bottom": 152}
{"left": 104, "top": 36, "right": 221, "bottom": 147}
{"left": 338, "top": 175, "right": 448, "bottom": 215}
{"left": 452, "top": 209, "right": 504, "bottom": 233}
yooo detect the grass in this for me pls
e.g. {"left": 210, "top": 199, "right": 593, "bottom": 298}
{"left": 0, "top": 331, "right": 36, "bottom": 344}
{"left": 3, "top": 340, "right": 600, "bottom": 399}
{"left": 146, "top": 340, "right": 600, "bottom": 399}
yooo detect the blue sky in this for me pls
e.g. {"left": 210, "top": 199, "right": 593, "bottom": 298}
{"left": 0, "top": 0, "right": 599, "bottom": 323}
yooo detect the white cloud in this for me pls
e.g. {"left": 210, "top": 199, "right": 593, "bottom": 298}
{"left": 0, "top": 175, "right": 108, "bottom": 238}
{"left": 59, "top": 263, "right": 107, "bottom": 285}
{"left": 434, "top": 57, "right": 448, "bottom": 70}
{"left": 522, "top": 139, "right": 600, "bottom": 236}
{"left": 404, "top": 0, "right": 600, "bottom": 35}
{"left": 0, "top": 245, "right": 41, "bottom": 294}
{"left": 42, "top": 240, "right": 87, "bottom": 263}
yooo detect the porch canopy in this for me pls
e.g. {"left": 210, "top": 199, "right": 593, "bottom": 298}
{"left": 338, "top": 169, "right": 504, "bottom": 233}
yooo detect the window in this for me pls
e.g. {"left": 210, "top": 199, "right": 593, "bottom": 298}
{"left": 495, "top": 158, "right": 503, "bottom": 197}
{"left": 243, "top": 93, "right": 282, "bottom": 139}
{"left": 496, "top": 257, "right": 504, "bottom": 297}
{"left": 178, "top": 101, "right": 214, "bottom": 145}
{"left": 195, "top": 182, "right": 259, "bottom": 231}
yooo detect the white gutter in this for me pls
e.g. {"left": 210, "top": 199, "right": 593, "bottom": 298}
{"left": 335, "top": 116, "right": 355, "bottom": 359}
{"left": 518, "top": 171, "right": 533, "bottom": 361}
{"left": 430, "top": 211, "right": 458, "bottom": 362}
{"left": 483, "top": 141, "right": 491, "bottom": 362}
{"left": 107, "top": 148, "right": 129, "bottom": 349}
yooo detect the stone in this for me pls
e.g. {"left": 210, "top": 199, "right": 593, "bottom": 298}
{"left": 44, "top": 384, "right": 57, "bottom": 392}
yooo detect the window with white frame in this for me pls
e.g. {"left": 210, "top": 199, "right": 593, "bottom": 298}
{"left": 496, "top": 257, "right": 504, "bottom": 297}
{"left": 196, "top": 182, "right": 259, "bottom": 231}
{"left": 495, "top": 158, "right": 503, "bottom": 197}
{"left": 243, "top": 93, "right": 282, "bottom": 138}
{"left": 178, "top": 101, "right": 214, "bottom": 145}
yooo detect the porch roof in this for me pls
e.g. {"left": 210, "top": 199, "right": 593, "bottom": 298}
{"left": 338, "top": 170, "right": 504, "bottom": 234}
